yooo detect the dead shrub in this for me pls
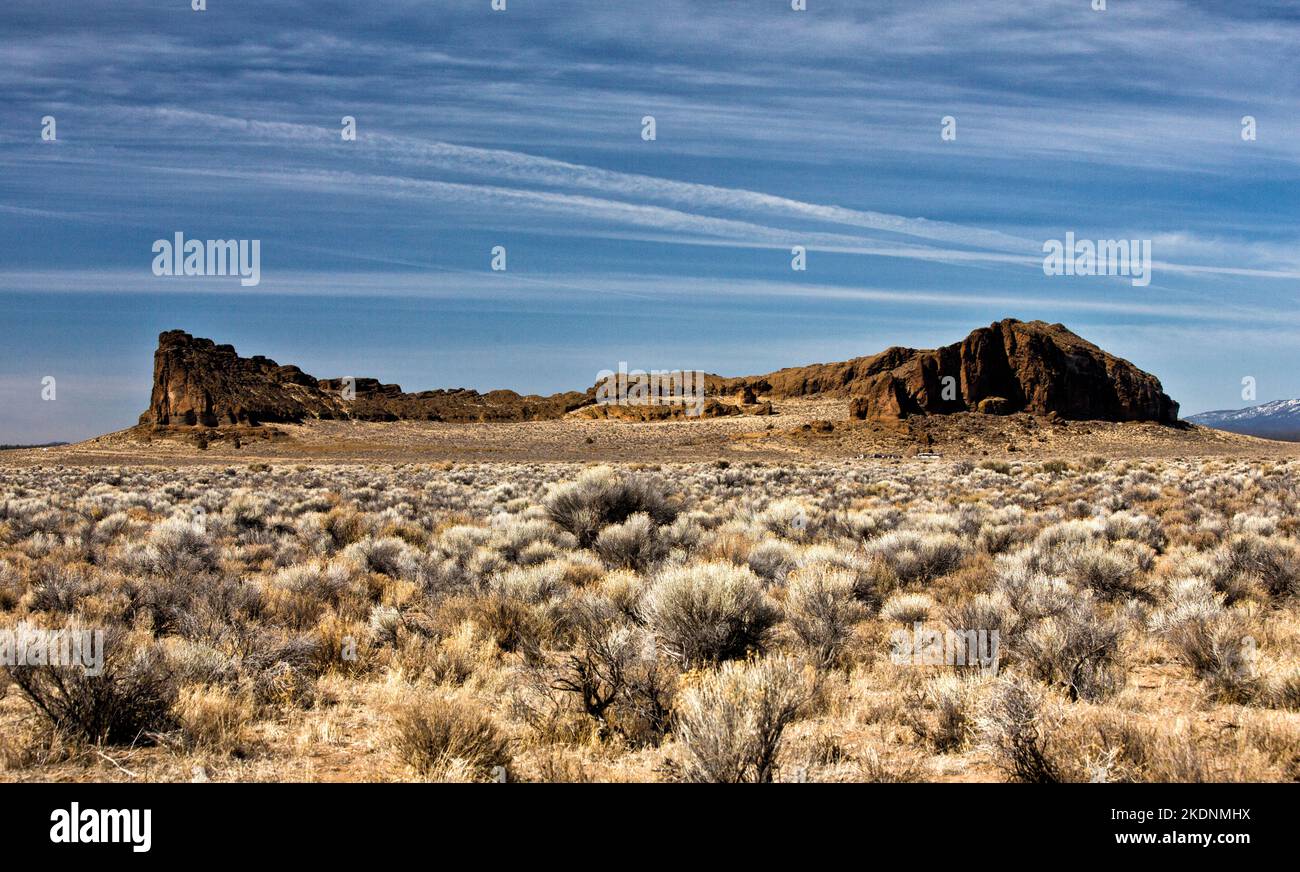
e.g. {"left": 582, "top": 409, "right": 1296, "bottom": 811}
{"left": 8, "top": 625, "right": 178, "bottom": 745}
{"left": 388, "top": 694, "right": 509, "bottom": 778}
{"left": 979, "top": 677, "right": 1061, "bottom": 783}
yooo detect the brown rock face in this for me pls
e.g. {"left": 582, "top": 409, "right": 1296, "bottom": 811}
{"left": 837, "top": 319, "right": 1178, "bottom": 423}
{"left": 976, "top": 397, "right": 1013, "bottom": 415}
{"left": 140, "top": 331, "right": 590, "bottom": 426}
{"left": 143, "top": 332, "right": 341, "bottom": 426}
{"left": 140, "top": 320, "right": 1179, "bottom": 429}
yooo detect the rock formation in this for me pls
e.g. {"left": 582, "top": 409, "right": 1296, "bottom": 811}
{"left": 722, "top": 319, "right": 1177, "bottom": 424}
{"left": 139, "top": 319, "right": 1179, "bottom": 428}
{"left": 141, "top": 330, "right": 590, "bottom": 426}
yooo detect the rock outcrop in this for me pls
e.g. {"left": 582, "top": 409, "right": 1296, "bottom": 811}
{"left": 832, "top": 319, "right": 1178, "bottom": 423}
{"left": 140, "top": 330, "right": 591, "bottom": 426}
{"left": 139, "top": 319, "right": 1179, "bottom": 428}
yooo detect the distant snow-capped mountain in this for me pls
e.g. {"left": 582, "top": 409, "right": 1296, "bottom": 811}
{"left": 1187, "top": 398, "right": 1300, "bottom": 441}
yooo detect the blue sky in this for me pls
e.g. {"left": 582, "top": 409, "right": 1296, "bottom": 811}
{"left": 2, "top": 0, "right": 1299, "bottom": 442}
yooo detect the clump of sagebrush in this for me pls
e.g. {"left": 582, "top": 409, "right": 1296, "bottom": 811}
{"left": 543, "top": 466, "right": 679, "bottom": 547}
{"left": 1212, "top": 533, "right": 1300, "bottom": 600}
{"left": 783, "top": 563, "right": 865, "bottom": 667}
{"left": 520, "top": 603, "right": 676, "bottom": 744}
{"left": 880, "top": 592, "right": 935, "bottom": 625}
{"left": 25, "top": 562, "right": 92, "bottom": 614}
{"left": 754, "top": 498, "right": 821, "bottom": 541}
{"left": 344, "top": 536, "right": 421, "bottom": 582}
{"left": 0, "top": 558, "right": 22, "bottom": 610}
{"left": 942, "top": 593, "right": 1018, "bottom": 648}
{"left": 866, "top": 531, "right": 968, "bottom": 585}
{"left": 745, "top": 538, "right": 799, "bottom": 583}
{"left": 1062, "top": 540, "right": 1154, "bottom": 601}
{"left": 639, "top": 561, "right": 778, "bottom": 664}
{"left": 994, "top": 560, "right": 1077, "bottom": 621}
{"left": 674, "top": 656, "right": 808, "bottom": 783}
{"left": 1018, "top": 598, "right": 1127, "bottom": 702}
{"left": 126, "top": 516, "right": 220, "bottom": 579}
{"left": 1150, "top": 584, "right": 1262, "bottom": 704}
{"left": 907, "top": 674, "right": 979, "bottom": 752}
{"left": 594, "top": 513, "right": 665, "bottom": 571}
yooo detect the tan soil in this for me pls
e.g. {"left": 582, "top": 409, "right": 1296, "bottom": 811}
{"left": 5, "top": 399, "right": 1296, "bottom": 467}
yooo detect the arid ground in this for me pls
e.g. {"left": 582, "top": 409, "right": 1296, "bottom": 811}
{"left": 3, "top": 408, "right": 1300, "bottom": 782}
{"left": 12, "top": 397, "right": 1292, "bottom": 466}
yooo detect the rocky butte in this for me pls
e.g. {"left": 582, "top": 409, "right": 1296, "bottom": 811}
{"left": 140, "top": 330, "right": 590, "bottom": 426}
{"left": 138, "top": 319, "right": 1179, "bottom": 429}
{"left": 721, "top": 318, "right": 1179, "bottom": 424}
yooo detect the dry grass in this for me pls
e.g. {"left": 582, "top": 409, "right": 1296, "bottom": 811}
{"left": 2, "top": 455, "right": 1299, "bottom": 782}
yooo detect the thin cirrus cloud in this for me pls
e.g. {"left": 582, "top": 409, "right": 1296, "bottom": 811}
{"left": 0, "top": 267, "right": 1289, "bottom": 330}
{"left": 143, "top": 109, "right": 1040, "bottom": 254}
{"left": 17, "top": 105, "right": 1300, "bottom": 286}
{"left": 62, "top": 114, "right": 1300, "bottom": 287}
